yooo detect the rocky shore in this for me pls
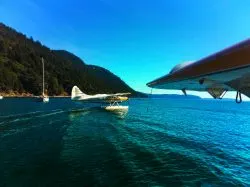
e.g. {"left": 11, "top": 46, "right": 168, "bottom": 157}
{"left": 0, "top": 91, "right": 69, "bottom": 97}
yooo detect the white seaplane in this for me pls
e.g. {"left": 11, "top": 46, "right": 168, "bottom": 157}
{"left": 71, "top": 86, "right": 130, "bottom": 113}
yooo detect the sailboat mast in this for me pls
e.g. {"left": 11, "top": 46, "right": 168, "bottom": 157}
{"left": 42, "top": 57, "right": 44, "bottom": 96}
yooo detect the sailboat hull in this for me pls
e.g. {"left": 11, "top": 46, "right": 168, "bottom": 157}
{"left": 43, "top": 97, "right": 49, "bottom": 103}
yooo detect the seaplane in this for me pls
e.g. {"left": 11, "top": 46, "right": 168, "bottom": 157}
{"left": 71, "top": 86, "right": 130, "bottom": 113}
{"left": 147, "top": 38, "right": 250, "bottom": 103}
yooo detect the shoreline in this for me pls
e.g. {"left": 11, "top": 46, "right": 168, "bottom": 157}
{"left": 0, "top": 93, "right": 70, "bottom": 98}
{"left": 0, "top": 96, "right": 71, "bottom": 98}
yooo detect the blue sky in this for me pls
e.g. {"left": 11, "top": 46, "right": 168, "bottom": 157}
{"left": 1, "top": 0, "right": 250, "bottom": 98}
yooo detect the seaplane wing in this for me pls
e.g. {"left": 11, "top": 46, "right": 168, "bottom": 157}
{"left": 147, "top": 39, "right": 250, "bottom": 102}
{"left": 71, "top": 86, "right": 130, "bottom": 102}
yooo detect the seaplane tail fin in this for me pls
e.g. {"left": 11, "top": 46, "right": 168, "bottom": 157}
{"left": 71, "top": 86, "right": 87, "bottom": 100}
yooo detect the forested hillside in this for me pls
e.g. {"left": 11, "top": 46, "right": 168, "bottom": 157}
{"left": 0, "top": 23, "right": 141, "bottom": 96}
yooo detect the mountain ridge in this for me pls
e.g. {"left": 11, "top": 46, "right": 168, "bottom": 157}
{"left": 0, "top": 22, "right": 143, "bottom": 97}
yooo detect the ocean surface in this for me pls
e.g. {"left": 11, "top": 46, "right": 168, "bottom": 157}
{"left": 0, "top": 98, "right": 250, "bottom": 187}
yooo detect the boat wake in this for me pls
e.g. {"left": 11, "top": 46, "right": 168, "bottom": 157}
{"left": 0, "top": 109, "right": 63, "bottom": 124}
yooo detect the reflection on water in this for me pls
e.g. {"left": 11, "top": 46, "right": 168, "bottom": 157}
{"left": 103, "top": 109, "right": 128, "bottom": 119}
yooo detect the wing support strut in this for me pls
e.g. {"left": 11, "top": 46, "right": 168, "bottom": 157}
{"left": 207, "top": 88, "right": 227, "bottom": 99}
{"left": 220, "top": 90, "right": 227, "bottom": 99}
{"left": 236, "top": 91, "right": 242, "bottom": 104}
{"left": 182, "top": 89, "right": 187, "bottom": 96}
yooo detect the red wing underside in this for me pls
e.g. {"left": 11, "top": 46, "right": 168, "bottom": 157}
{"left": 149, "top": 66, "right": 250, "bottom": 99}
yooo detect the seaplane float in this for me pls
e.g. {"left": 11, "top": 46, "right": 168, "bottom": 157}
{"left": 71, "top": 86, "right": 130, "bottom": 113}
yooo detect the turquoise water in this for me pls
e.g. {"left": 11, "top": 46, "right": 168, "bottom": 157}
{"left": 0, "top": 98, "right": 250, "bottom": 186}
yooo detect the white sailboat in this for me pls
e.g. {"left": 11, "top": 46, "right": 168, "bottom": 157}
{"left": 0, "top": 96, "right": 3, "bottom": 100}
{"left": 41, "top": 57, "right": 49, "bottom": 103}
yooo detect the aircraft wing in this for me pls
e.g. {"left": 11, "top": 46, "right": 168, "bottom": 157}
{"left": 147, "top": 39, "right": 250, "bottom": 102}
{"left": 107, "top": 93, "right": 131, "bottom": 97}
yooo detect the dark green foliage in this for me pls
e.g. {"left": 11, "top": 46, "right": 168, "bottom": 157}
{"left": 0, "top": 23, "right": 141, "bottom": 96}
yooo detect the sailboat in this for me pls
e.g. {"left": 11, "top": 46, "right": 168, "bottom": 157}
{"left": 0, "top": 96, "right": 3, "bottom": 100}
{"left": 41, "top": 57, "right": 49, "bottom": 103}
